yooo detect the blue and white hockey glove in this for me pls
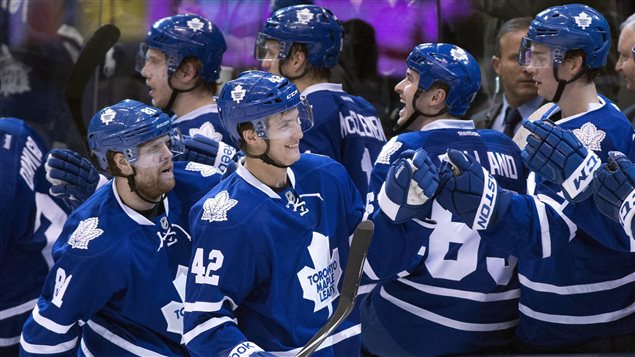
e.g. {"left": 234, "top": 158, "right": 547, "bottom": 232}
{"left": 521, "top": 119, "right": 600, "bottom": 202}
{"left": 180, "top": 134, "right": 237, "bottom": 173}
{"left": 377, "top": 148, "right": 439, "bottom": 223}
{"left": 593, "top": 151, "right": 635, "bottom": 242}
{"left": 45, "top": 148, "right": 99, "bottom": 210}
{"left": 436, "top": 149, "right": 511, "bottom": 230}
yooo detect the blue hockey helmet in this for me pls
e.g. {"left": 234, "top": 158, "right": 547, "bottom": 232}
{"left": 88, "top": 100, "right": 184, "bottom": 173}
{"left": 217, "top": 70, "right": 314, "bottom": 143}
{"left": 139, "top": 14, "right": 227, "bottom": 83}
{"left": 519, "top": 4, "right": 610, "bottom": 69}
{"left": 256, "top": 5, "right": 343, "bottom": 68}
{"left": 406, "top": 43, "right": 481, "bottom": 116}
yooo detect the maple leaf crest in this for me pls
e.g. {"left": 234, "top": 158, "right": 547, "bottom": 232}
{"left": 188, "top": 122, "right": 223, "bottom": 142}
{"left": 187, "top": 18, "right": 205, "bottom": 32}
{"left": 574, "top": 12, "right": 592, "bottom": 30}
{"left": 376, "top": 138, "right": 403, "bottom": 165}
{"left": 297, "top": 232, "right": 341, "bottom": 316}
{"left": 572, "top": 122, "right": 605, "bottom": 152}
{"left": 296, "top": 8, "right": 314, "bottom": 24}
{"left": 186, "top": 162, "right": 220, "bottom": 177}
{"left": 100, "top": 108, "right": 116, "bottom": 125}
{"left": 201, "top": 191, "right": 238, "bottom": 222}
{"left": 231, "top": 85, "right": 246, "bottom": 103}
{"left": 68, "top": 217, "right": 104, "bottom": 249}
{"left": 450, "top": 47, "right": 468, "bottom": 62}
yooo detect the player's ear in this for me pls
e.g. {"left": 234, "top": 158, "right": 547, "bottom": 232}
{"left": 492, "top": 54, "right": 501, "bottom": 75}
{"left": 113, "top": 152, "right": 133, "bottom": 176}
{"left": 431, "top": 87, "right": 447, "bottom": 106}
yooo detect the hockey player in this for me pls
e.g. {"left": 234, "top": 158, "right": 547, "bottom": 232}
{"left": 0, "top": 118, "right": 69, "bottom": 357}
{"left": 360, "top": 43, "right": 526, "bottom": 357}
{"left": 137, "top": 13, "right": 238, "bottom": 169}
{"left": 20, "top": 100, "right": 223, "bottom": 356}
{"left": 182, "top": 70, "right": 431, "bottom": 356}
{"left": 44, "top": 14, "right": 236, "bottom": 209}
{"left": 434, "top": 4, "right": 635, "bottom": 353}
{"left": 255, "top": 4, "right": 386, "bottom": 198}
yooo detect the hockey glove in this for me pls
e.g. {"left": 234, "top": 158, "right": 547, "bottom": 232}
{"left": 223, "top": 342, "right": 275, "bottom": 357}
{"left": 377, "top": 148, "right": 439, "bottom": 223}
{"left": 593, "top": 152, "right": 635, "bottom": 241}
{"left": 45, "top": 148, "right": 99, "bottom": 209}
{"left": 437, "top": 149, "right": 510, "bottom": 230}
{"left": 521, "top": 119, "right": 600, "bottom": 202}
{"left": 180, "top": 134, "right": 237, "bottom": 173}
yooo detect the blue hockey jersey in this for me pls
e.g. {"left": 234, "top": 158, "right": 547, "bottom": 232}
{"left": 363, "top": 119, "right": 526, "bottom": 356}
{"left": 302, "top": 83, "right": 387, "bottom": 199}
{"left": 480, "top": 96, "right": 635, "bottom": 348}
{"left": 20, "top": 161, "right": 222, "bottom": 356}
{"left": 0, "top": 119, "right": 69, "bottom": 352}
{"left": 184, "top": 154, "right": 370, "bottom": 357}
{"left": 173, "top": 103, "right": 236, "bottom": 150}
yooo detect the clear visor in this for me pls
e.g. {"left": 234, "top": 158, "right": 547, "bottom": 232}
{"left": 518, "top": 37, "right": 564, "bottom": 69}
{"left": 254, "top": 33, "right": 287, "bottom": 62}
{"left": 134, "top": 43, "right": 150, "bottom": 75}
{"left": 255, "top": 98, "right": 314, "bottom": 140}
{"left": 127, "top": 128, "right": 184, "bottom": 168}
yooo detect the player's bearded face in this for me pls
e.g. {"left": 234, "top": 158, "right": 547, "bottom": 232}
{"left": 140, "top": 48, "right": 171, "bottom": 109}
{"left": 395, "top": 69, "right": 420, "bottom": 125}
{"left": 264, "top": 109, "right": 304, "bottom": 165}
{"left": 133, "top": 136, "right": 176, "bottom": 198}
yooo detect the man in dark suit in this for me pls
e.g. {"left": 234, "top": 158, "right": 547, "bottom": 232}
{"left": 615, "top": 14, "right": 635, "bottom": 125}
{"left": 472, "top": 17, "right": 544, "bottom": 137}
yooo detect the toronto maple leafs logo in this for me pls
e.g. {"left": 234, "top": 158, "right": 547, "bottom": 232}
{"left": 201, "top": 191, "right": 238, "bottom": 222}
{"left": 376, "top": 138, "right": 403, "bottom": 165}
{"left": 267, "top": 75, "right": 284, "bottom": 84}
{"left": 161, "top": 265, "right": 188, "bottom": 335}
{"left": 68, "top": 217, "right": 104, "bottom": 249}
{"left": 100, "top": 108, "right": 117, "bottom": 125}
{"left": 231, "top": 85, "right": 246, "bottom": 103}
{"left": 450, "top": 47, "right": 468, "bottom": 62}
{"left": 187, "top": 17, "right": 205, "bottom": 32}
{"left": 189, "top": 122, "right": 223, "bottom": 142}
{"left": 297, "top": 232, "right": 341, "bottom": 316}
{"left": 574, "top": 12, "right": 592, "bottom": 30}
{"left": 186, "top": 162, "right": 221, "bottom": 177}
{"left": 572, "top": 122, "right": 605, "bottom": 152}
{"left": 296, "top": 8, "right": 315, "bottom": 24}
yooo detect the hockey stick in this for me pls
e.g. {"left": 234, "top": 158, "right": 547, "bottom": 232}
{"left": 296, "top": 220, "right": 374, "bottom": 357}
{"left": 65, "top": 24, "right": 120, "bottom": 154}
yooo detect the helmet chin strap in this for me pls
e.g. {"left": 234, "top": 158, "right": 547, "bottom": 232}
{"left": 163, "top": 74, "right": 203, "bottom": 114}
{"left": 126, "top": 166, "right": 164, "bottom": 205}
{"left": 550, "top": 64, "right": 586, "bottom": 103}
{"left": 392, "top": 89, "right": 447, "bottom": 135}
{"left": 243, "top": 139, "right": 290, "bottom": 169}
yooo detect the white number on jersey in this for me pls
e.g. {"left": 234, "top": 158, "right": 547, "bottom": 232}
{"left": 191, "top": 248, "right": 224, "bottom": 285}
{"left": 425, "top": 202, "right": 516, "bottom": 284}
{"left": 51, "top": 267, "right": 72, "bottom": 307}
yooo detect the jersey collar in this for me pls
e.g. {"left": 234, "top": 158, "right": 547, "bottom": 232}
{"left": 420, "top": 119, "right": 476, "bottom": 131}
{"left": 235, "top": 158, "right": 297, "bottom": 199}
{"left": 111, "top": 181, "right": 170, "bottom": 226}
{"left": 172, "top": 103, "right": 218, "bottom": 124}
{"left": 301, "top": 82, "right": 344, "bottom": 97}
